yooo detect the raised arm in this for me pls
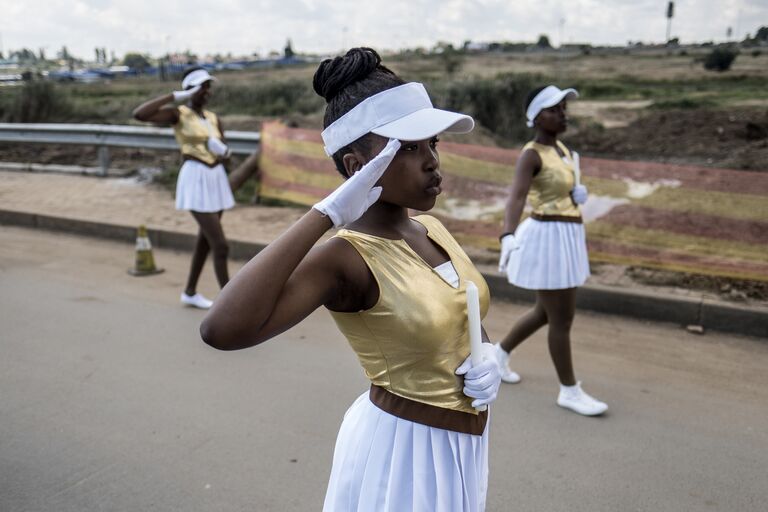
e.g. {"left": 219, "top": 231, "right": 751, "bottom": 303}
{"left": 132, "top": 93, "right": 180, "bottom": 125}
{"left": 200, "top": 210, "right": 341, "bottom": 350}
{"left": 132, "top": 85, "right": 201, "bottom": 125}
{"left": 200, "top": 138, "right": 401, "bottom": 351}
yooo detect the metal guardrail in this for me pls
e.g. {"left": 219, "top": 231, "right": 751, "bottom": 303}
{"left": 0, "top": 123, "right": 260, "bottom": 175}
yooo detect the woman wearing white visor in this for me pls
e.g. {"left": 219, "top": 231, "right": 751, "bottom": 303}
{"left": 201, "top": 48, "right": 501, "bottom": 511}
{"left": 495, "top": 85, "right": 608, "bottom": 417}
{"left": 133, "top": 67, "right": 259, "bottom": 309}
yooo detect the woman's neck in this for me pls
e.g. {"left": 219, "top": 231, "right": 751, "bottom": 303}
{"left": 534, "top": 130, "right": 558, "bottom": 147}
{"left": 347, "top": 202, "right": 414, "bottom": 239}
{"left": 187, "top": 102, "right": 205, "bottom": 115}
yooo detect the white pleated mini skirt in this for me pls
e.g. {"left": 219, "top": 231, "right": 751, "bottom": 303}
{"left": 505, "top": 217, "right": 590, "bottom": 290}
{"left": 323, "top": 391, "right": 489, "bottom": 512}
{"left": 175, "top": 159, "right": 235, "bottom": 212}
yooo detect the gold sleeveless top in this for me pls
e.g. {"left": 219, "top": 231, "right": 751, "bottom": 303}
{"left": 523, "top": 140, "right": 580, "bottom": 219}
{"left": 173, "top": 105, "right": 221, "bottom": 166}
{"left": 330, "top": 215, "right": 490, "bottom": 416}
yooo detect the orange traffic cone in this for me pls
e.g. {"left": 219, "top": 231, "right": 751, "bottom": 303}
{"left": 128, "top": 225, "right": 164, "bottom": 276}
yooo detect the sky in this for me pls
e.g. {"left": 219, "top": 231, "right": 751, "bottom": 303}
{"left": 1, "top": 0, "right": 765, "bottom": 60}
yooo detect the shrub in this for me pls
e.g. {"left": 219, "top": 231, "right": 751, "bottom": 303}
{"left": 2, "top": 81, "right": 73, "bottom": 122}
{"left": 703, "top": 47, "right": 738, "bottom": 72}
{"left": 209, "top": 78, "right": 323, "bottom": 116}
{"left": 429, "top": 73, "right": 541, "bottom": 144}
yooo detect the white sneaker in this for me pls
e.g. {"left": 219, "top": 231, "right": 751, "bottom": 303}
{"left": 180, "top": 292, "right": 213, "bottom": 310}
{"left": 557, "top": 382, "right": 608, "bottom": 416}
{"left": 492, "top": 343, "right": 521, "bottom": 384}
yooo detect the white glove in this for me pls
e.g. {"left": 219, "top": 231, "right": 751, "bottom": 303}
{"left": 207, "top": 137, "right": 230, "bottom": 158}
{"left": 571, "top": 184, "right": 588, "bottom": 205}
{"left": 172, "top": 85, "right": 201, "bottom": 102}
{"left": 455, "top": 343, "right": 502, "bottom": 409}
{"left": 497, "top": 233, "right": 520, "bottom": 273}
{"left": 313, "top": 138, "right": 400, "bottom": 227}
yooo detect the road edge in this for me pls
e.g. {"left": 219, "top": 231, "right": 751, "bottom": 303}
{"left": 2, "top": 208, "right": 765, "bottom": 339}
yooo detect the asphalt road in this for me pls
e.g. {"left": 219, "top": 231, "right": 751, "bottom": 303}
{"left": 1, "top": 226, "right": 766, "bottom": 512}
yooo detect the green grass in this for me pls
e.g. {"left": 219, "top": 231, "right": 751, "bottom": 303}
{"left": 4, "top": 54, "right": 766, "bottom": 137}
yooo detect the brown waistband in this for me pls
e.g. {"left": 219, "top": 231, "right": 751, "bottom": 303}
{"left": 182, "top": 154, "right": 219, "bottom": 168}
{"left": 369, "top": 384, "right": 488, "bottom": 436}
{"left": 531, "top": 213, "right": 583, "bottom": 224}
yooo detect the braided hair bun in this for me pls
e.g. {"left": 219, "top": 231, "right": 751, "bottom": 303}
{"left": 312, "top": 48, "right": 405, "bottom": 176}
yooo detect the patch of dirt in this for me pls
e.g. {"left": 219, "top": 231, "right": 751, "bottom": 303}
{"left": 570, "top": 100, "right": 652, "bottom": 128}
{"left": 0, "top": 143, "right": 257, "bottom": 176}
{"left": 569, "top": 107, "right": 768, "bottom": 171}
{"left": 625, "top": 267, "right": 768, "bottom": 304}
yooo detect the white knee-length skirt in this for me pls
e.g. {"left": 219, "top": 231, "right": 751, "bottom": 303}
{"left": 505, "top": 218, "right": 590, "bottom": 290}
{"left": 323, "top": 392, "right": 489, "bottom": 512}
{"left": 175, "top": 159, "right": 235, "bottom": 212}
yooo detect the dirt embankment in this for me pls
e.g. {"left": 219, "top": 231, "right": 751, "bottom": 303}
{"left": 570, "top": 108, "right": 768, "bottom": 171}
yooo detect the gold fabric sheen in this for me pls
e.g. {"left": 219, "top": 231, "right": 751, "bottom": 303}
{"left": 173, "top": 105, "right": 221, "bottom": 166}
{"left": 329, "top": 215, "right": 491, "bottom": 416}
{"left": 523, "top": 140, "right": 580, "bottom": 218}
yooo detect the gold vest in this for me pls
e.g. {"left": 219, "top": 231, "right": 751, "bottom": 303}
{"left": 329, "top": 215, "right": 491, "bottom": 415}
{"left": 524, "top": 140, "right": 581, "bottom": 218}
{"left": 173, "top": 105, "right": 221, "bottom": 166}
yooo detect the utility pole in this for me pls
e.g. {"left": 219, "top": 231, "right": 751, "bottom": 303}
{"left": 666, "top": 1, "right": 675, "bottom": 43}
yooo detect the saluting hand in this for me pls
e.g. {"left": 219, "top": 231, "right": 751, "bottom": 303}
{"left": 313, "top": 138, "right": 400, "bottom": 228}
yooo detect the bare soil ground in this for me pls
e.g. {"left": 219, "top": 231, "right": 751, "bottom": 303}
{"left": 569, "top": 107, "right": 768, "bottom": 171}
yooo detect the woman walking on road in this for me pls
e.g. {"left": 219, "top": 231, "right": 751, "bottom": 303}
{"left": 133, "top": 67, "right": 259, "bottom": 309}
{"left": 201, "top": 48, "right": 502, "bottom": 511}
{"left": 495, "top": 85, "right": 608, "bottom": 417}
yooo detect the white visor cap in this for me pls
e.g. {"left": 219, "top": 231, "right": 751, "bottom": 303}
{"left": 321, "top": 82, "right": 474, "bottom": 156}
{"left": 526, "top": 85, "right": 578, "bottom": 127}
{"left": 182, "top": 69, "right": 216, "bottom": 90}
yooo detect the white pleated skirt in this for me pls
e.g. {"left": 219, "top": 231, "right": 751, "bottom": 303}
{"left": 175, "top": 159, "right": 235, "bottom": 212}
{"left": 324, "top": 392, "right": 489, "bottom": 512}
{"left": 505, "top": 218, "right": 590, "bottom": 290}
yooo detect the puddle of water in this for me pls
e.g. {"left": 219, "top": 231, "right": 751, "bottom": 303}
{"left": 434, "top": 197, "right": 506, "bottom": 221}
{"left": 582, "top": 196, "right": 630, "bottom": 222}
{"left": 111, "top": 167, "right": 164, "bottom": 187}
{"left": 623, "top": 178, "right": 681, "bottom": 199}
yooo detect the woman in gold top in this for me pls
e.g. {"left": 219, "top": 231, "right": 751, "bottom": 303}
{"left": 201, "top": 48, "right": 501, "bottom": 511}
{"left": 133, "top": 67, "right": 259, "bottom": 309}
{"left": 495, "top": 85, "right": 608, "bottom": 417}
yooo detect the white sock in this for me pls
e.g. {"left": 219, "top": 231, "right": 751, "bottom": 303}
{"left": 560, "top": 382, "right": 581, "bottom": 395}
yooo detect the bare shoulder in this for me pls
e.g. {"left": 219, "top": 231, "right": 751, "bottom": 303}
{"left": 518, "top": 147, "right": 542, "bottom": 174}
{"left": 310, "top": 235, "right": 374, "bottom": 311}
{"left": 520, "top": 147, "right": 542, "bottom": 165}
{"left": 313, "top": 236, "right": 370, "bottom": 284}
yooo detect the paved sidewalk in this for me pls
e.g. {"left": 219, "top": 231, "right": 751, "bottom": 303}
{"left": 1, "top": 170, "right": 766, "bottom": 338}
{"left": 0, "top": 170, "right": 307, "bottom": 245}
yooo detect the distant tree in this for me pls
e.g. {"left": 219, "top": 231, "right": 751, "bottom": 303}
{"left": 57, "top": 46, "right": 70, "bottom": 61}
{"left": 703, "top": 46, "right": 738, "bottom": 72}
{"left": 536, "top": 34, "right": 552, "bottom": 48}
{"left": 284, "top": 38, "right": 294, "bottom": 59}
{"left": 182, "top": 49, "right": 197, "bottom": 64}
{"left": 38, "top": 48, "right": 46, "bottom": 61}
{"left": 123, "top": 52, "right": 151, "bottom": 72}
{"left": 11, "top": 48, "right": 38, "bottom": 62}
{"left": 756, "top": 26, "right": 768, "bottom": 42}
{"left": 433, "top": 41, "right": 464, "bottom": 75}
